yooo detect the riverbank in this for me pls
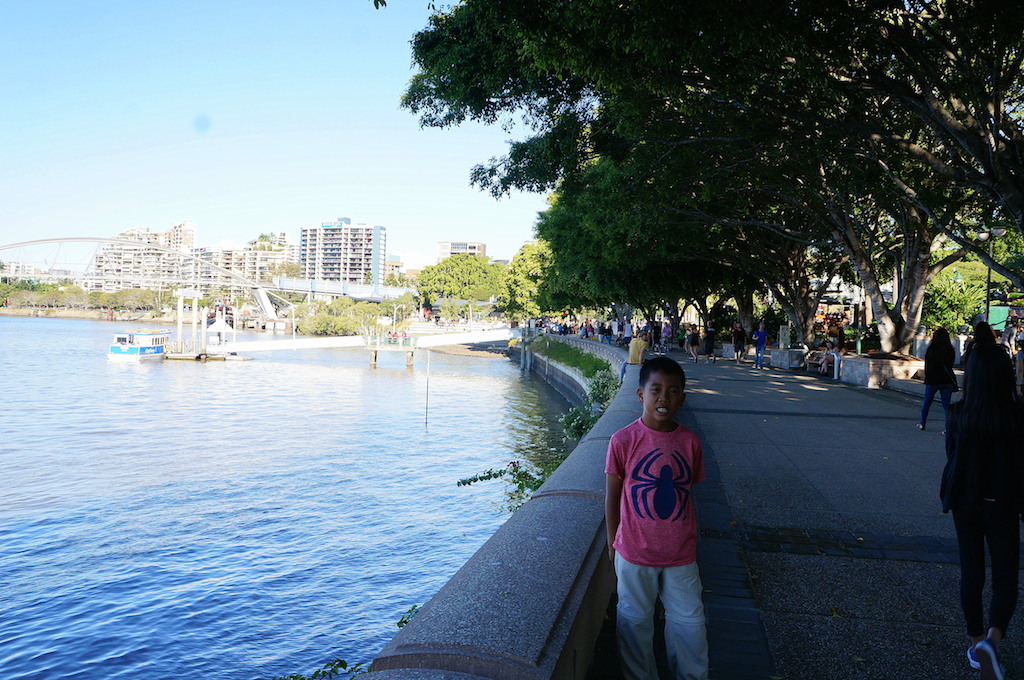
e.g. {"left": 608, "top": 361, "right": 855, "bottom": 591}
{"left": 0, "top": 307, "right": 176, "bottom": 323}
{"left": 427, "top": 341, "right": 510, "bottom": 358}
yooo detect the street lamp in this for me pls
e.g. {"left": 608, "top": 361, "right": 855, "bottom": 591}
{"left": 977, "top": 226, "right": 1007, "bottom": 321}
{"left": 392, "top": 303, "right": 406, "bottom": 335}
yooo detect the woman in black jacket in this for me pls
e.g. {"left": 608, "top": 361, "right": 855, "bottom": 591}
{"left": 917, "top": 328, "right": 957, "bottom": 431}
{"left": 940, "top": 341, "right": 1024, "bottom": 678}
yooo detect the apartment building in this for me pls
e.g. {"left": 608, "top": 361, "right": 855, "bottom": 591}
{"left": 300, "top": 218, "right": 387, "bottom": 285}
{"left": 195, "top": 234, "right": 299, "bottom": 297}
{"left": 385, "top": 255, "right": 404, "bottom": 281}
{"left": 84, "top": 221, "right": 197, "bottom": 293}
{"left": 437, "top": 241, "right": 486, "bottom": 263}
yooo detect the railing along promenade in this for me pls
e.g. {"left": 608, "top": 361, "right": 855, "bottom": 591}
{"left": 367, "top": 333, "right": 633, "bottom": 680}
{"left": 221, "top": 327, "right": 516, "bottom": 355}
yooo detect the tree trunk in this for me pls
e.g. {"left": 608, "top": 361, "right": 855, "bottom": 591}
{"left": 660, "top": 299, "right": 683, "bottom": 342}
{"left": 733, "top": 289, "right": 756, "bottom": 338}
{"left": 691, "top": 297, "right": 710, "bottom": 328}
{"left": 831, "top": 202, "right": 963, "bottom": 354}
{"left": 611, "top": 303, "right": 631, "bottom": 327}
{"left": 770, "top": 285, "right": 824, "bottom": 347}
{"left": 708, "top": 297, "right": 729, "bottom": 328}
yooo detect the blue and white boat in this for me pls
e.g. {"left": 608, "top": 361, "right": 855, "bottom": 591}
{"left": 108, "top": 329, "right": 170, "bottom": 361}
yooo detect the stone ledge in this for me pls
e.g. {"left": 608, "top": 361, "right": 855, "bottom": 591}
{"left": 838, "top": 355, "right": 924, "bottom": 389}
{"left": 771, "top": 348, "right": 809, "bottom": 369}
{"left": 369, "top": 493, "right": 612, "bottom": 680}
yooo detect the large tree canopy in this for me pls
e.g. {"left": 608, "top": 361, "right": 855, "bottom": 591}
{"left": 416, "top": 253, "right": 505, "bottom": 306}
{"left": 403, "top": 0, "right": 1024, "bottom": 351}
{"left": 499, "top": 241, "right": 557, "bottom": 321}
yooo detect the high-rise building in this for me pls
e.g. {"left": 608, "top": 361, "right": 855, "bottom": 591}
{"left": 300, "top": 218, "right": 387, "bottom": 285}
{"left": 84, "top": 221, "right": 197, "bottom": 293}
{"left": 437, "top": 241, "right": 486, "bottom": 262}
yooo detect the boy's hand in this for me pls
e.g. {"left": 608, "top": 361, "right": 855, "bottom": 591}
{"left": 605, "top": 473, "right": 623, "bottom": 566}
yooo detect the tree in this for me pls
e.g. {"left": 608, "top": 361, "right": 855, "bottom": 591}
{"left": 439, "top": 298, "right": 463, "bottom": 321}
{"left": 921, "top": 270, "right": 986, "bottom": 334}
{"left": 270, "top": 261, "right": 301, "bottom": 278}
{"left": 61, "top": 285, "right": 89, "bottom": 309}
{"left": 384, "top": 272, "right": 412, "bottom": 287}
{"left": 248, "top": 233, "right": 280, "bottom": 251}
{"left": 416, "top": 254, "right": 505, "bottom": 306}
{"left": 499, "top": 241, "right": 554, "bottom": 322}
{"left": 402, "top": 0, "right": 1001, "bottom": 352}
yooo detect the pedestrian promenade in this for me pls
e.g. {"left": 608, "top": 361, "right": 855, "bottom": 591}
{"left": 589, "top": 348, "right": 1013, "bottom": 679}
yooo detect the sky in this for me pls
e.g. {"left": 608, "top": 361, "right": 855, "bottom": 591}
{"left": 0, "top": 1, "right": 550, "bottom": 270}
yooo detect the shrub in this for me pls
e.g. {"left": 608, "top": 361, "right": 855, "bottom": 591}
{"left": 587, "top": 368, "right": 619, "bottom": 407}
{"left": 560, "top": 405, "right": 600, "bottom": 442}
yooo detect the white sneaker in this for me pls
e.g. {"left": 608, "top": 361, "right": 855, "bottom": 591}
{"left": 967, "top": 645, "right": 980, "bottom": 670}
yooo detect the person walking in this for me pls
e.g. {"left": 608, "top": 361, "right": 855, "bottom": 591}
{"left": 917, "top": 327, "right": 958, "bottom": 432}
{"left": 702, "top": 323, "right": 716, "bottom": 364}
{"left": 731, "top": 323, "right": 747, "bottom": 363}
{"left": 940, "top": 341, "right": 1024, "bottom": 679}
{"left": 686, "top": 325, "right": 700, "bottom": 363}
{"left": 751, "top": 322, "right": 769, "bottom": 369}
{"left": 962, "top": 322, "right": 998, "bottom": 386}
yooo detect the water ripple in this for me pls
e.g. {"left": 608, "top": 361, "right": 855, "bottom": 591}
{"left": 0, "top": 317, "right": 568, "bottom": 680}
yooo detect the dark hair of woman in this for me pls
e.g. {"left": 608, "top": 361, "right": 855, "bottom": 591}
{"left": 973, "top": 321, "right": 997, "bottom": 345}
{"left": 952, "top": 342, "right": 1020, "bottom": 439}
{"left": 925, "top": 327, "right": 955, "bottom": 365}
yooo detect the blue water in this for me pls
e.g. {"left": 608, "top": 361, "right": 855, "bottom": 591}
{"left": 0, "top": 317, "right": 567, "bottom": 680}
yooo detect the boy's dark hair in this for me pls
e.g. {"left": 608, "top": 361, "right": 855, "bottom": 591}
{"left": 639, "top": 357, "right": 686, "bottom": 389}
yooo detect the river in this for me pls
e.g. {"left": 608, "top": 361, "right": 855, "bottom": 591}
{"left": 0, "top": 316, "right": 569, "bottom": 680}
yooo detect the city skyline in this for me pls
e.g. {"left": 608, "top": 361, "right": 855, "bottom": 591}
{"left": 0, "top": 2, "right": 549, "bottom": 271}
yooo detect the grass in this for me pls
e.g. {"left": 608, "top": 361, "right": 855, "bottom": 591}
{"left": 528, "top": 336, "right": 611, "bottom": 378}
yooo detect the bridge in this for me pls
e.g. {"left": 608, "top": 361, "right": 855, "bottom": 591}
{"left": 271, "top": 275, "right": 413, "bottom": 303}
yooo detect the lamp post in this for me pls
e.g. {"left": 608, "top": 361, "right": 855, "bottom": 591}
{"left": 977, "top": 227, "right": 1007, "bottom": 321}
{"left": 392, "top": 303, "right": 406, "bottom": 335}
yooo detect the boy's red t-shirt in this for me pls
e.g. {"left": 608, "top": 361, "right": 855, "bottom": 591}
{"left": 605, "top": 418, "right": 704, "bottom": 568}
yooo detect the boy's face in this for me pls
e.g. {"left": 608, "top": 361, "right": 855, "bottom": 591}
{"left": 637, "top": 369, "right": 685, "bottom": 432}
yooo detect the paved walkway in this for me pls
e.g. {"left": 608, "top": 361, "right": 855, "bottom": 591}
{"left": 588, "top": 349, "right": 1015, "bottom": 679}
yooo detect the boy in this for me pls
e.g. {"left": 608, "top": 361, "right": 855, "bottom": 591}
{"left": 605, "top": 356, "right": 708, "bottom": 680}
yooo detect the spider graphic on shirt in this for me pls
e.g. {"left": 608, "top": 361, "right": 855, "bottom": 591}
{"left": 630, "top": 448, "right": 692, "bottom": 521}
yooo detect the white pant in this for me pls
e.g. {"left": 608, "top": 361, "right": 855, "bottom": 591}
{"left": 615, "top": 553, "right": 709, "bottom": 680}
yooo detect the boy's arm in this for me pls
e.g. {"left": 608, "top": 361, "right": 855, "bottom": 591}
{"left": 605, "top": 474, "right": 623, "bottom": 562}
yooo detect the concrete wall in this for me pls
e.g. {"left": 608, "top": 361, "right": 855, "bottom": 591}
{"left": 366, "top": 347, "right": 638, "bottom": 680}
{"left": 516, "top": 347, "right": 590, "bottom": 408}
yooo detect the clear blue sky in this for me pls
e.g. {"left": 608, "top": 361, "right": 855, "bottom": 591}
{"left": 0, "top": 1, "right": 549, "bottom": 269}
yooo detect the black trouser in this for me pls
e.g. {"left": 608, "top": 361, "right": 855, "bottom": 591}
{"left": 953, "top": 501, "right": 1021, "bottom": 637}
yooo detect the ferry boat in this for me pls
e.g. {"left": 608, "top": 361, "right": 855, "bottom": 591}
{"left": 108, "top": 329, "right": 171, "bottom": 361}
